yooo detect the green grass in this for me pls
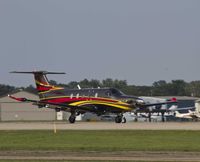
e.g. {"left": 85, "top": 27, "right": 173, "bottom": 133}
{"left": 0, "top": 160, "right": 147, "bottom": 162}
{"left": 0, "top": 161, "right": 178, "bottom": 162}
{"left": 0, "top": 130, "right": 200, "bottom": 152}
{"left": 0, "top": 161, "right": 132, "bottom": 162}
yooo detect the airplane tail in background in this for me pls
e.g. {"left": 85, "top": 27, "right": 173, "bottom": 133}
{"left": 175, "top": 111, "right": 180, "bottom": 115}
{"left": 10, "top": 71, "right": 65, "bottom": 95}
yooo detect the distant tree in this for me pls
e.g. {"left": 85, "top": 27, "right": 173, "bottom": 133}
{"left": 101, "top": 78, "right": 130, "bottom": 94}
{"left": 152, "top": 80, "right": 188, "bottom": 96}
{"left": 0, "top": 84, "right": 16, "bottom": 96}
{"left": 102, "top": 78, "right": 114, "bottom": 87}
{"left": 170, "top": 80, "right": 187, "bottom": 96}
{"left": 187, "top": 81, "right": 200, "bottom": 97}
{"left": 113, "top": 79, "right": 127, "bottom": 89}
{"left": 24, "top": 84, "right": 37, "bottom": 94}
{"left": 79, "top": 79, "right": 90, "bottom": 88}
{"left": 152, "top": 80, "right": 170, "bottom": 96}
{"left": 89, "top": 79, "right": 101, "bottom": 88}
{"left": 67, "top": 81, "right": 79, "bottom": 89}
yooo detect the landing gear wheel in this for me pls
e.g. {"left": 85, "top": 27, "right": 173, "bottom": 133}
{"left": 115, "top": 116, "right": 122, "bottom": 123}
{"left": 69, "top": 115, "right": 76, "bottom": 123}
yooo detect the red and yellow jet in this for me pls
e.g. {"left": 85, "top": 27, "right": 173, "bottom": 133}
{"left": 9, "top": 71, "right": 177, "bottom": 123}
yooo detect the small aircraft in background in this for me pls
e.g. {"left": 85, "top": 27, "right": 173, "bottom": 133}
{"left": 9, "top": 71, "right": 177, "bottom": 123}
{"left": 175, "top": 109, "right": 200, "bottom": 121}
{"left": 134, "top": 97, "right": 178, "bottom": 122}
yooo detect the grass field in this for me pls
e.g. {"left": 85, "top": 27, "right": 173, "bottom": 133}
{"left": 0, "top": 160, "right": 144, "bottom": 162}
{"left": 0, "top": 130, "right": 200, "bottom": 152}
{"left": 0, "top": 160, "right": 182, "bottom": 162}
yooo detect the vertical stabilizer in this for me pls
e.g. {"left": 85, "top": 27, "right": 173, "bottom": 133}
{"left": 10, "top": 71, "right": 65, "bottom": 95}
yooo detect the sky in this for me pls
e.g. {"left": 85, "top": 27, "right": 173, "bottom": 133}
{"left": 0, "top": 0, "right": 200, "bottom": 87}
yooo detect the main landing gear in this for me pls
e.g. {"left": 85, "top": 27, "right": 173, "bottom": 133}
{"left": 55, "top": 108, "right": 79, "bottom": 124}
{"left": 115, "top": 115, "right": 126, "bottom": 123}
{"left": 69, "top": 114, "right": 76, "bottom": 123}
{"left": 68, "top": 111, "right": 81, "bottom": 124}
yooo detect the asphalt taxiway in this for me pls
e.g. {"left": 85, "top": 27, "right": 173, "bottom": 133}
{"left": 0, "top": 121, "right": 200, "bottom": 130}
{"left": 1, "top": 150, "right": 200, "bottom": 161}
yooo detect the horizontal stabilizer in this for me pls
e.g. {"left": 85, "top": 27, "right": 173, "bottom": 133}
{"left": 8, "top": 94, "right": 28, "bottom": 102}
{"left": 10, "top": 71, "right": 66, "bottom": 75}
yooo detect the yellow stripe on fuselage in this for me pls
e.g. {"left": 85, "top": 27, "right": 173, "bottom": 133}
{"left": 40, "top": 95, "right": 132, "bottom": 111}
{"left": 69, "top": 100, "right": 131, "bottom": 111}
{"left": 40, "top": 96, "right": 124, "bottom": 103}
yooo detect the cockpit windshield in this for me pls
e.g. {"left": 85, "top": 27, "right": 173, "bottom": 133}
{"left": 110, "top": 88, "right": 124, "bottom": 96}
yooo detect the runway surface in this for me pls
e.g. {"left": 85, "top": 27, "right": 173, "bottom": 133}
{"left": 0, "top": 121, "right": 200, "bottom": 130}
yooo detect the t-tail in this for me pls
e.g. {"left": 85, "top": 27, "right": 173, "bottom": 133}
{"left": 10, "top": 71, "right": 65, "bottom": 98}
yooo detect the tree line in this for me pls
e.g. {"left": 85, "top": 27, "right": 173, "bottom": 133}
{"left": 1, "top": 79, "right": 200, "bottom": 97}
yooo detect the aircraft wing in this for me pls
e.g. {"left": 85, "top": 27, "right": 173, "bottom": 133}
{"left": 142, "top": 100, "right": 177, "bottom": 107}
{"left": 8, "top": 95, "right": 97, "bottom": 113}
{"left": 136, "top": 98, "right": 178, "bottom": 112}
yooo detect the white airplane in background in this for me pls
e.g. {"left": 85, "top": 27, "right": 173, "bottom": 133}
{"left": 175, "top": 100, "right": 200, "bottom": 120}
{"left": 174, "top": 110, "right": 198, "bottom": 119}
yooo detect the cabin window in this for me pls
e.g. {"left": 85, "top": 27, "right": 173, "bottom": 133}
{"left": 70, "top": 94, "right": 73, "bottom": 99}
{"left": 76, "top": 93, "right": 79, "bottom": 98}
{"left": 95, "top": 93, "right": 98, "bottom": 98}
{"left": 106, "top": 91, "right": 111, "bottom": 97}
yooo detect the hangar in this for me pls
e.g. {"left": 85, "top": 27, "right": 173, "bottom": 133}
{"left": 0, "top": 91, "right": 56, "bottom": 121}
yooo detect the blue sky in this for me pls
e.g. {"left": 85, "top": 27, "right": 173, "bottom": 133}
{"left": 0, "top": 0, "right": 199, "bottom": 87}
